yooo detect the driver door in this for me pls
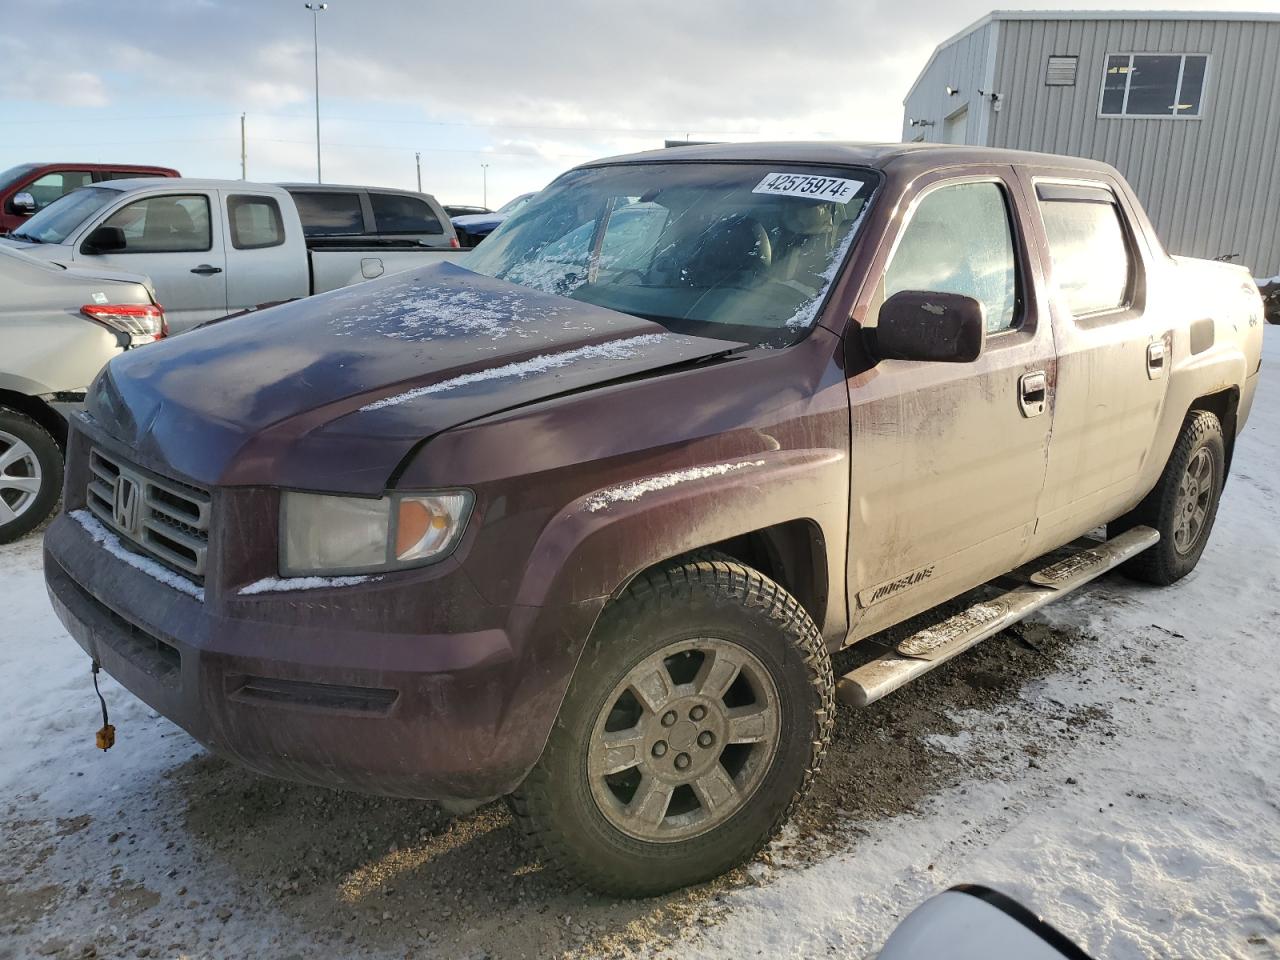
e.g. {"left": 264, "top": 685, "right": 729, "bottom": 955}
{"left": 845, "top": 168, "right": 1057, "bottom": 641}
{"left": 76, "top": 192, "right": 228, "bottom": 332}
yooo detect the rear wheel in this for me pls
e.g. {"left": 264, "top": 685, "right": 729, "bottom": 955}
{"left": 0, "top": 407, "right": 63, "bottom": 544}
{"left": 1110, "top": 410, "right": 1225, "bottom": 585}
{"left": 510, "top": 555, "right": 834, "bottom": 897}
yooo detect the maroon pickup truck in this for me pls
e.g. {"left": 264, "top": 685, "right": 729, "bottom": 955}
{"left": 0, "top": 162, "right": 179, "bottom": 234}
{"left": 44, "top": 142, "right": 1262, "bottom": 897}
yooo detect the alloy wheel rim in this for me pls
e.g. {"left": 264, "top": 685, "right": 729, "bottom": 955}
{"left": 587, "top": 637, "right": 780, "bottom": 843}
{"left": 0, "top": 430, "right": 42, "bottom": 526}
{"left": 1172, "top": 446, "right": 1213, "bottom": 554}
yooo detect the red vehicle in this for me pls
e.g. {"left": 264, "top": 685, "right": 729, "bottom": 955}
{"left": 0, "top": 162, "right": 180, "bottom": 234}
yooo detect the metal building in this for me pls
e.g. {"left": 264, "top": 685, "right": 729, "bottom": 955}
{"left": 902, "top": 10, "right": 1280, "bottom": 277}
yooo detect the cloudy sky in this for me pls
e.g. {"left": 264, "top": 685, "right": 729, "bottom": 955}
{"left": 4, "top": 0, "right": 1276, "bottom": 206}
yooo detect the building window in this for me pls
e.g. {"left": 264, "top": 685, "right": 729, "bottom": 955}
{"left": 1101, "top": 53, "right": 1208, "bottom": 117}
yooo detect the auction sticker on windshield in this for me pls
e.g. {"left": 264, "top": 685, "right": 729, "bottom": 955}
{"left": 752, "top": 172, "right": 862, "bottom": 203}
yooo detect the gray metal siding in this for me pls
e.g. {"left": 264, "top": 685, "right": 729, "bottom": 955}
{"left": 902, "top": 22, "right": 996, "bottom": 146}
{"left": 988, "top": 17, "right": 1280, "bottom": 276}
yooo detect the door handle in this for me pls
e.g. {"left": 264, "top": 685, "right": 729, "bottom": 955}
{"left": 1147, "top": 340, "right": 1166, "bottom": 379}
{"left": 1018, "top": 370, "right": 1047, "bottom": 418}
{"left": 190, "top": 264, "right": 223, "bottom": 276}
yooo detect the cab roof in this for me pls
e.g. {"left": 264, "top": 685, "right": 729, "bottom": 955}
{"left": 581, "top": 141, "right": 1117, "bottom": 178}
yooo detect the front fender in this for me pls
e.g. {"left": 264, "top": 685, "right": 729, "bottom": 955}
{"left": 514, "top": 448, "right": 848, "bottom": 637}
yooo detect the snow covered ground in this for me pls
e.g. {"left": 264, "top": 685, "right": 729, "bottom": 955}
{"left": 3, "top": 331, "right": 1278, "bottom": 959}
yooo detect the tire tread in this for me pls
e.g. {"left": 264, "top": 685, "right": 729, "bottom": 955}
{"left": 510, "top": 552, "right": 834, "bottom": 897}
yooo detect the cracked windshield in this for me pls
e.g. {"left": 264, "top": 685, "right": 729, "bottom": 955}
{"left": 464, "top": 163, "right": 874, "bottom": 346}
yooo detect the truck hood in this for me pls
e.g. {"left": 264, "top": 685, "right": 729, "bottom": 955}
{"left": 88, "top": 261, "right": 742, "bottom": 493}
{"left": 0, "top": 236, "right": 65, "bottom": 261}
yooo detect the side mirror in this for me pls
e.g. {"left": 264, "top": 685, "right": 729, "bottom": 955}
{"left": 81, "top": 225, "right": 127, "bottom": 256}
{"left": 870, "top": 290, "right": 986, "bottom": 363}
{"left": 11, "top": 192, "right": 37, "bottom": 215}
{"left": 878, "top": 886, "right": 1094, "bottom": 960}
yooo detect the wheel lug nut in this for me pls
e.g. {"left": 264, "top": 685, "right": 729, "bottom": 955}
{"left": 652, "top": 741, "right": 668, "bottom": 757}
{"left": 661, "top": 710, "right": 677, "bottom": 727}
{"left": 697, "top": 731, "right": 714, "bottom": 748}
{"left": 689, "top": 705, "right": 706, "bottom": 721}
{"left": 674, "top": 753, "right": 691, "bottom": 770}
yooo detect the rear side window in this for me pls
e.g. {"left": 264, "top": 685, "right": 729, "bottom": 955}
{"left": 292, "top": 191, "right": 364, "bottom": 236}
{"left": 1039, "top": 190, "right": 1132, "bottom": 316}
{"left": 369, "top": 193, "right": 444, "bottom": 235}
{"left": 26, "top": 170, "right": 93, "bottom": 210}
{"left": 227, "top": 195, "right": 285, "bottom": 249}
{"left": 102, "top": 195, "right": 212, "bottom": 253}
{"left": 883, "top": 180, "right": 1020, "bottom": 333}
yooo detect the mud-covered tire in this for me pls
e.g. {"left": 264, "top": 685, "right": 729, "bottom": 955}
{"left": 1110, "top": 410, "right": 1225, "bottom": 586}
{"left": 0, "top": 407, "right": 63, "bottom": 545}
{"left": 510, "top": 555, "right": 834, "bottom": 897}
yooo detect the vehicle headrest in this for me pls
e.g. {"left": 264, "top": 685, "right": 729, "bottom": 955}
{"left": 779, "top": 202, "right": 834, "bottom": 237}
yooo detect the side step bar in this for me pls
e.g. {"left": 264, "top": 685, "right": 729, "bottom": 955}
{"left": 836, "top": 526, "right": 1159, "bottom": 708}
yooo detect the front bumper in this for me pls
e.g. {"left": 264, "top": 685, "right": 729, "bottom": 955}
{"left": 44, "top": 513, "right": 604, "bottom": 801}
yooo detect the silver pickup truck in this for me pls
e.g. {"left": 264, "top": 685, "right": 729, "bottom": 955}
{"left": 1, "top": 179, "right": 463, "bottom": 333}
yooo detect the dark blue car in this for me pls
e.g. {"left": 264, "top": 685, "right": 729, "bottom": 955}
{"left": 450, "top": 192, "right": 535, "bottom": 248}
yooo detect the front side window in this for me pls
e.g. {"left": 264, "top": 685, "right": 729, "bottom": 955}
{"left": 881, "top": 181, "right": 1019, "bottom": 334}
{"left": 292, "top": 191, "right": 364, "bottom": 236}
{"left": 1039, "top": 191, "right": 1133, "bottom": 317}
{"left": 102, "top": 195, "right": 212, "bottom": 253}
{"left": 464, "top": 163, "right": 875, "bottom": 347}
{"left": 369, "top": 193, "right": 444, "bottom": 235}
{"left": 1101, "top": 54, "right": 1208, "bottom": 117}
{"left": 227, "top": 195, "right": 285, "bottom": 249}
{"left": 26, "top": 170, "right": 93, "bottom": 210}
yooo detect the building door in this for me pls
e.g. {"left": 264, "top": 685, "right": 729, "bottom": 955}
{"left": 944, "top": 106, "right": 968, "bottom": 144}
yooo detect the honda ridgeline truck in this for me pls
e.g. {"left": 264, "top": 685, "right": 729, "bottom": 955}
{"left": 44, "top": 143, "right": 1264, "bottom": 897}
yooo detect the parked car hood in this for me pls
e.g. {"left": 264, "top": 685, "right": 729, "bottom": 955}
{"left": 0, "top": 236, "right": 66, "bottom": 261}
{"left": 451, "top": 213, "right": 505, "bottom": 231}
{"left": 87, "top": 261, "right": 741, "bottom": 493}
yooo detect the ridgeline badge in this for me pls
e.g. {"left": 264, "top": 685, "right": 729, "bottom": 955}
{"left": 859, "top": 564, "right": 937, "bottom": 608}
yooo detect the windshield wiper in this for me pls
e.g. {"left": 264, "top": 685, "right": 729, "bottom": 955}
{"left": 9, "top": 232, "right": 41, "bottom": 243}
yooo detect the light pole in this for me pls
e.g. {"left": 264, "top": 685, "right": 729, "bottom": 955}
{"left": 304, "top": 2, "right": 327, "bottom": 183}
{"left": 415, "top": 152, "right": 422, "bottom": 193}
{"left": 481, "top": 162, "right": 489, "bottom": 208}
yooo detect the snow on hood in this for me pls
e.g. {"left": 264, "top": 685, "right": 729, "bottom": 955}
{"left": 86, "top": 261, "right": 742, "bottom": 493}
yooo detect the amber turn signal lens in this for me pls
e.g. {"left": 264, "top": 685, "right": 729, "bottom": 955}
{"left": 394, "top": 493, "right": 471, "bottom": 563}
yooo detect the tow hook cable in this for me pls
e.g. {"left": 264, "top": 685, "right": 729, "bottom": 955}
{"left": 91, "top": 660, "right": 116, "bottom": 751}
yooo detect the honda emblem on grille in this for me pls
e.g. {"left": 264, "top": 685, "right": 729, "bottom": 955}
{"left": 112, "top": 475, "right": 142, "bottom": 536}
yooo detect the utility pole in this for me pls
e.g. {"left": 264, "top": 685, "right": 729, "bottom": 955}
{"left": 304, "top": 2, "right": 328, "bottom": 183}
{"left": 415, "top": 152, "right": 421, "bottom": 193}
{"left": 481, "top": 162, "right": 489, "bottom": 208}
{"left": 240, "top": 113, "right": 247, "bottom": 180}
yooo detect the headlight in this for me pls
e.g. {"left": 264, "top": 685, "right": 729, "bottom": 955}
{"left": 280, "top": 490, "right": 473, "bottom": 576}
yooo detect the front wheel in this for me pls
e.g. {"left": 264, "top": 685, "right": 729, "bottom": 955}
{"left": 511, "top": 556, "right": 834, "bottom": 897}
{"left": 0, "top": 408, "right": 63, "bottom": 544}
{"left": 1110, "top": 410, "right": 1225, "bottom": 585}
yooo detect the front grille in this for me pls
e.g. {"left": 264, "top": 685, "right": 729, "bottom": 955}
{"left": 86, "top": 447, "right": 211, "bottom": 581}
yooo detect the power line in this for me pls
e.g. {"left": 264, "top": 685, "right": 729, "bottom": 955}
{"left": 2, "top": 109, "right": 768, "bottom": 138}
